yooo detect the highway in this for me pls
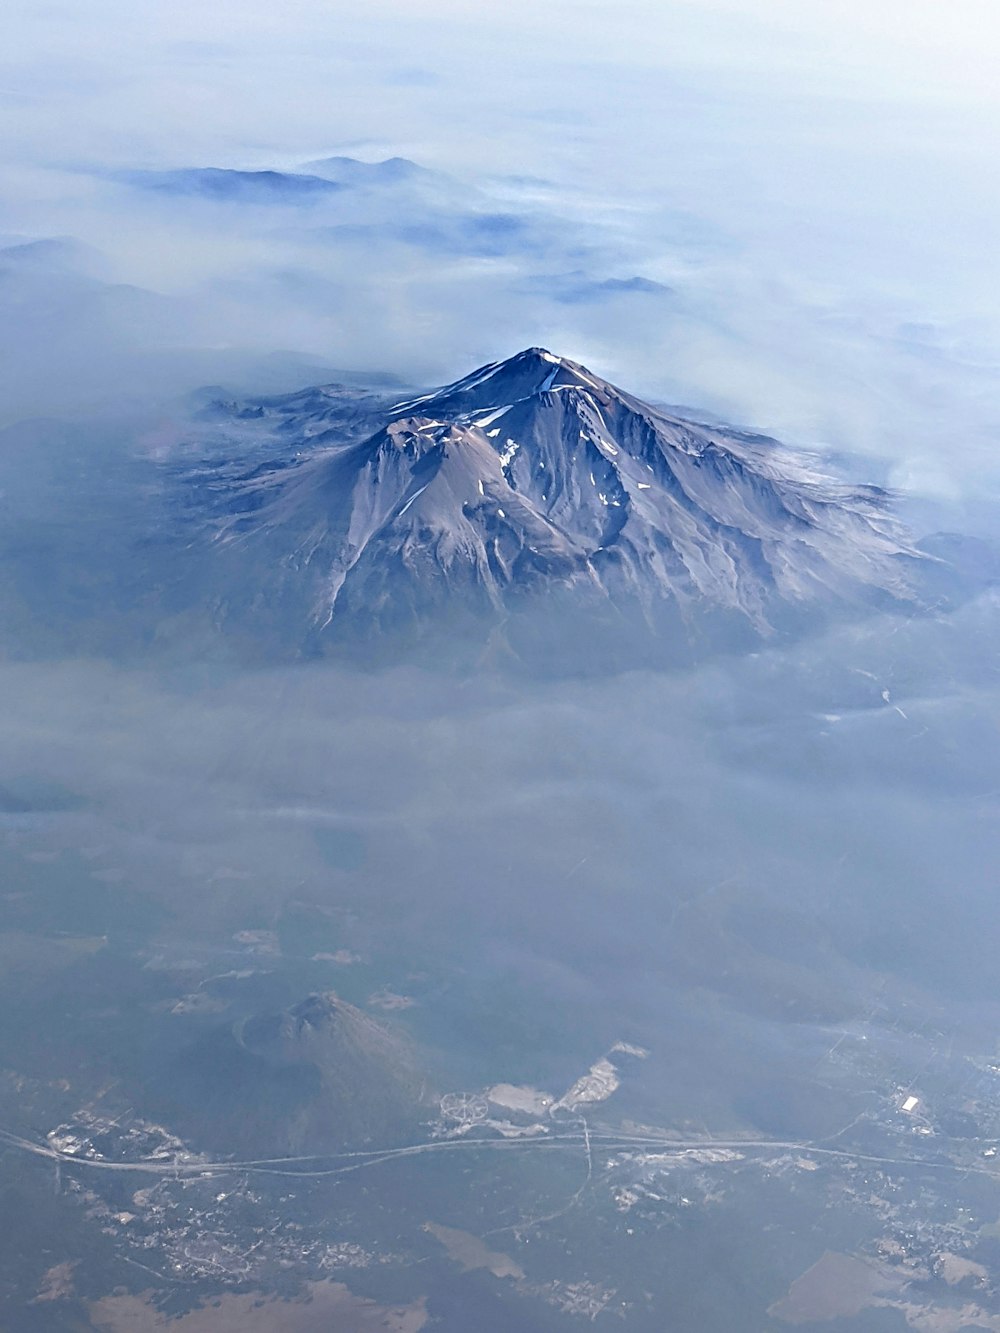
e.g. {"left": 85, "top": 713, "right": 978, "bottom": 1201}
{"left": 2, "top": 1123, "right": 998, "bottom": 1184}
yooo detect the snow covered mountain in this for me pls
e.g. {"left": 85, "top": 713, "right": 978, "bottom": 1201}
{"left": 198, "top": 348, "right": 925, "bottom": 650}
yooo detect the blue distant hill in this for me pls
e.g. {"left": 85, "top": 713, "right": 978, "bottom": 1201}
{"left": 300, "top": 155, "right": 431, "bottom": 185}
{"left": 121, "top": 167, "right": 345, "bottom": 202}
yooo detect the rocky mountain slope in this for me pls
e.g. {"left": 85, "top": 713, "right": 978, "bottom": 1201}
{"left": 197, "top": 348, "right": 924, "bottom": 649}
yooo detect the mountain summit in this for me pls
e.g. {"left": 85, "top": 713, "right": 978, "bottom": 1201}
{"left": 386, "top": 346, "right": 606, "bottom": 417}
{"left": 202, "top": 348, "right": 924, "bottom": 652}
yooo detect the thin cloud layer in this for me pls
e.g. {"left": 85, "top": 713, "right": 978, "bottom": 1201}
{"left": 2, "top": 0, "right": 999, "bottom": 502}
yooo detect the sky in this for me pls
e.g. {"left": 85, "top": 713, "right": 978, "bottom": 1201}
{"left": 2, "top": 0, "right": 1000, "bottom": 508}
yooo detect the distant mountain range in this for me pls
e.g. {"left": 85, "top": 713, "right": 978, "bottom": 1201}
{"left": 121, "top": 166, "right": 346, "bottom": 202}
{"left": 119, "top": 157, "right": 432, "bottom": 202}
{"left": 185, "top": 348, "right": 925, "bottom": 656}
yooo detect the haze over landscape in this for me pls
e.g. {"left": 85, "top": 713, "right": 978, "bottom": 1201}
{"left": 2, "top": 2, "right": 1000, "bottom": 1330}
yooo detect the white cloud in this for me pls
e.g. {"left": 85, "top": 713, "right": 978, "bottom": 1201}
{"left": 1, "top": 0, "right": 999, "bottom": 499}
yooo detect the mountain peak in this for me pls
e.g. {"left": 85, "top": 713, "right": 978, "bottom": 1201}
{"left": 514, "top": 345, "right": 564, "bottom": 365}
{"left": 199, "top": 351, "right": 926, "bottom": 650}
{"left": 388, "top": 347, "right": 611, "bottom": 421}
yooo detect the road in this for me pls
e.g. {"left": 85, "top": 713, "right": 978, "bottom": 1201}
{"left": 2, "top": 1123, "right": 998, "bottom": 1185}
